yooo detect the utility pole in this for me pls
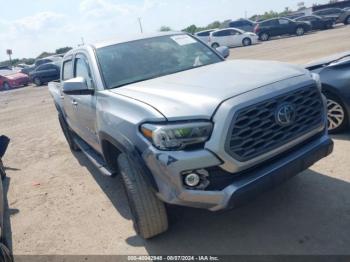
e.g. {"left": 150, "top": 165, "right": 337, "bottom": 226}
{"left": 6, "top": 49, "right": 12, "bottom": 66}
{"left": 245, "top": 10, "right": 247, "bottom": 19}
{"left": 138, "top": 17, "right": 143, "bottom": 33}
{"left": 81, "top": 37, "right": 85, "bottom": 45}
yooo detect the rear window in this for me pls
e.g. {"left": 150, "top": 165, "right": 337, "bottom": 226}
{"left": 261, "top": 19, "right": 278, "bottom": 26}
{"left": 196, "top": 31, "right": 211, "bottom": 37}
{"left": 213, "top": 30, "right": 231, "bottom": 37}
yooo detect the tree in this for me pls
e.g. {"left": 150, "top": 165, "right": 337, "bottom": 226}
{"left": 55, "top": 46, "right": 73, "bottom": 55}
{"left": 36, "top": 52, "right": 55, "bottom": 59}
{"left": 159, "top": 26, "right": 172, "bottom": 32}
{"left": 182, "top": 24, "right": 198, "bottom": 34}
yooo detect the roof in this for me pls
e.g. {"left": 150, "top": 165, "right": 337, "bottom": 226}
{"left": 93, "top": 31, "right": 184, "bottom": 49}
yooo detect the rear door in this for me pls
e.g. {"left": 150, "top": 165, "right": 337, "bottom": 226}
{"left": 228, "top": 29, "right": 244, "bottom": 46}
{"left": 37, "top": 64, "right": 59, "bottom": 82}
{"left": 217, "top": 29, "right": 233, "bottom": 46}
{"left": 278, "top": 18, "right": 294, "bottom": 34}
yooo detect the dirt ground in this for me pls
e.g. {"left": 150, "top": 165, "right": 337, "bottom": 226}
{"left": 0, "top": 25, "right": 350, "bottom": 256}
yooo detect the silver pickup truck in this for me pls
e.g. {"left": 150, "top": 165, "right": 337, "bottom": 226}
{"left": 49, "top": 32, "right": 333, "bottom": 239}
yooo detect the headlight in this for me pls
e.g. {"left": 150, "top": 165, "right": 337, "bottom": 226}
{"left": 311, "top": 73, "right": 322, "bottom": 91}
{"left": 141, "top": 122, "right": 213, "bottom": 150}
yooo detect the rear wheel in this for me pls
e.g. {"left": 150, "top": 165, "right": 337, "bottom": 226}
{"left": 211, "top": 43, "right": 220, "bottom": 48}
{"left": 259, "top": 33, "right": 269, "bottom": 41}
{"left": 296, "top": 27, "right": 305, "bottom": 36}
{"left": 345, "top": 16, "right": 350, "bottom": 25}
{"left": 0, "top": 159, "right": 6, "bottom": 180}
{"left": 242, "top": 37, "right": 252, "bottom": 46}
{"left": 33, "top": 77, "right": 42, "bottom": 86}
{"left": 58, "top": 114, "right": 80, "bottom": 151}
{"left": 118, "top": 154, "right": 168, "bottom": 239}
{"left": 326, "top": 94, "right": 348, "bottom": 133}
{"left": 2, "top": 83, "right": 10, "bottom": 91}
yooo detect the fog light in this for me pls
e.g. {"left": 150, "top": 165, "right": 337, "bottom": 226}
{"left": 184, "top": 173, "right": 200, "bottom": 187}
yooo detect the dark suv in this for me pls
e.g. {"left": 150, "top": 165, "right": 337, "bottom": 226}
{"left": 229, "top": 19, "right": 256, "bottom": 32}
{"left": 254, "top": 18, "right": 311, "bottom": 41}
{"left": 29, "top": 62, "right": 60, "bottom": 86}
{"left": 313, "top": 8, "right": 350, "bottom": 24}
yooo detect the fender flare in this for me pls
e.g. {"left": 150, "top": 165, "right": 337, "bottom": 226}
{"left": 99, "top": 131, "right": 159, "bottom": 192}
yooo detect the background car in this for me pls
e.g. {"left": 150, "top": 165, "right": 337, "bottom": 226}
{"left": 0, "top": 70, "right": 29, "bottom": 91}
{"left": 306, "top": 52, "right": 350, "bottom": 133}
{"left": 254, "top": 17, "right": 311, "bottom": 41}
{"left": 228, "top": 19, "right": 256, "bottom": 32}
{"left": 295, "top": 15, "right": 335, "bottom": 30}
{"left": 194, "top": 29, "right": 216, "bottom": 43}
{"left": 29, "top": 62, "right": 60, "bottom": 86}
{"left": 209, "top": 28, "right": 258, "bottom": 48}
{"left": 21, "top": 56, "right": 62, "bottom": 75}
{"left": 313, "top": 8, "right": 350, "bottom": 25}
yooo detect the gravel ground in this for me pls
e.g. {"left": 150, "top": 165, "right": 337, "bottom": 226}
{"left": 0, "top": 25, "right": 349, "bottom": 255}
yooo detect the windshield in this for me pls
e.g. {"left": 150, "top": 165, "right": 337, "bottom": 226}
{"left": 96, "top": 34, "right": 223, "bottom": 89}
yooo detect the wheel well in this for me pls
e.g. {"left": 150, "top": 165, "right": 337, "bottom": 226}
{"left": 345, "top": 15, "right": 350, "bottom": 24}
{"left": 101, "top": 140, "right": 122, "bottom": 173}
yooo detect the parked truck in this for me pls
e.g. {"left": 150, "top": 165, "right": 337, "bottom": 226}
{"left": 48, "top": 32, "right": 333, "bottom": 239}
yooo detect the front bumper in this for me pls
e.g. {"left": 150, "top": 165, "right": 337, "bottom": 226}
{"left": 143, "top": 133, "right": 333, "bottom": 211}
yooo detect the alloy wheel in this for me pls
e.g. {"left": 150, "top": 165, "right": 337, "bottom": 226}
{"left": 3, "top": 83, "right": 10, "bottom": 90}
{"left": 327, "top": 98, "right": 345, "bottom": 131}
{"left": 261, "top": 33, "right": 269, "bottom": 41}
{"left": 296, "top": 27, "right": 304, "bottom": 36}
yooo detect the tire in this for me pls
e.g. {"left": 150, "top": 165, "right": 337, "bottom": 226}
{"left": 242, "top": 37, "right": 252, "bottom": 46}
{"left": 33, "top": 77, "right": 42, "bottom": 86}
{"left": 345, "top": 16, "right": 350, "bottom": 25}
{"left": 296, "top": 27, "right": 305, "bottom": 36}
{"left": 259, "top": 32, "right": 269, "bottom": 41}
{"left": 0, "top": 159, "right": 6, "bottom": 180}
{"left": 326, "top": 93, "right": 348, "bottom": 133}
{"left": 118, "top": 154, "right": 168, "bottom": 239}
{"left": 58, "top": 114, "right": 80, "bottom": 151}
{"left": 0, "top": 242, "right": 13, "bottom": 262}
{"left": 2, "top": 83, "right": 10, "bottom": 91}
{"left": 211, "top": 43, "right": 220, "bottom": 48}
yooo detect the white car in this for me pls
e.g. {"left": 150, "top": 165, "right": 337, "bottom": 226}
{"left": 194, "top": 29, "right": 217, "bottom": 43}
{"left": 209, "top": 28, "right": 258, "bottom": 48}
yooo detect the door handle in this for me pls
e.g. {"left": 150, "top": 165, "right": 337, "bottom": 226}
{"left": 72, "top": 100, "right": 78, "bottom": 106}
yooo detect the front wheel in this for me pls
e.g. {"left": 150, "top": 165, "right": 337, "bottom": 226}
{"left": 296, "top": 27, "right": 305, "bottom": 36}
{"left": 242, "top": 37, "right": 252, "bottom": 46}
{"left": 118, "top": 154, "right": 168, "bottom": 239}
{"left": 326, "top": 94, "right": 348, "bottom": 133}
{"left": 33, "top": 77, "right": 42, "bottom": 86}
{"left": 211, "top": 43, "right": 220, "bottom": 48}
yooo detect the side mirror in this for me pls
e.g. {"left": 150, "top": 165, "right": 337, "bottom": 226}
{"left": 62, "top": 77, "right": 94, "bottom": 95}
{"left": 216, "top": 46, "right": 230, "bottom": 59}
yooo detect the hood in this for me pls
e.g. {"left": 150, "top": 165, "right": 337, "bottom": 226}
{"left": 111, "top": 60, "right": 307, "bottom": 120}
{"left": 305, "top": 51, "right": 350, "bottom": 70}
{"left": 4, "top": 72, "right": 28, "bottom": 80}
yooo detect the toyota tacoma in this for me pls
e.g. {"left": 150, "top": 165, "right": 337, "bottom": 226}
{"left": 48, "top": 32, "right": 333, "bottom": 239}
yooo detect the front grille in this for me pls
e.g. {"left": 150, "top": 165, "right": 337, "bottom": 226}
{"left": 226, "top": 86, "right": 323, "bottom": 161}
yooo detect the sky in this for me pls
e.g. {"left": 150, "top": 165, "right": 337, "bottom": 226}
{"left": 0, "top": 0, "right": 330, "bottom": 61}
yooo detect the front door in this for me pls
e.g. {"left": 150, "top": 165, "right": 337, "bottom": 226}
{"left": 71, "top": 53, "right": 100, "bottom": 152}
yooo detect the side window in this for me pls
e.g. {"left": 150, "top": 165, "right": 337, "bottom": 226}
{"left": 74, "top": 55, "right": 93, "bottom": 89}
{"left": 230, "top": 29, "right": 240, "bottom": 35}
{"left": 279, "top": 19, "right": 290, "bottom": 25}
{"left": 62, "top": 60, "right": 73, "bottom": 80}
{"left": 217, "top": 30, "right": 230, "bottom": 36}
